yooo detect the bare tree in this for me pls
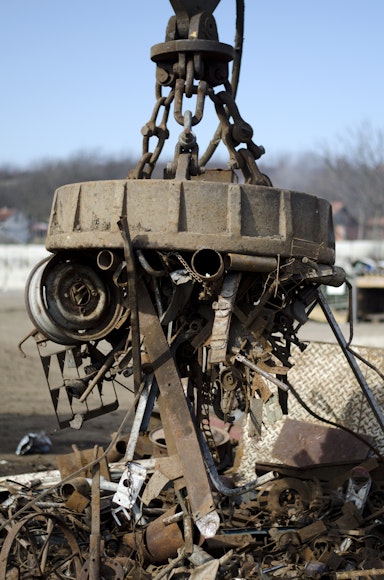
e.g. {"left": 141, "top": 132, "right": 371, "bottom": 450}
{"left": 0, "top": 151, "right": 138, "bottom": 222}
{"left": 322, "top": 122, "right": 384, "bottom": 238}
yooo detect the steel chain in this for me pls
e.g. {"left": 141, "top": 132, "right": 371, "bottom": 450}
{"left": 174, "top": 252, "right": 205, "bottom": 285}
{"left": 207, "top": 87, "right": 270, "bottom": 185}
{"left": 156, "top": 251, "right": 206, "bottom": 286}
{"left": 200, "top": 400, "right": 221, "bottom": 464}
{"left": 128, "top": 87, "right": 174, "bottom": 179}
{"left": 129, "top": 44, "right": 267, "bottom": 183}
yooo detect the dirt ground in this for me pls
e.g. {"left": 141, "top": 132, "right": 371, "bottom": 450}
{"left": 0, "top": 290, "right": 134, "bottom": 477}
{"left": 1, "top": 291, "right": 384, "bottom": 479}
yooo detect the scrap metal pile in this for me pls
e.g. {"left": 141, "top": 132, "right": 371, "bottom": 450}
{"left": 2, "top": 449, "right": 384, "bottom": 579}
{"left": 3, "top": 0, "right": 384, "bottom": 577}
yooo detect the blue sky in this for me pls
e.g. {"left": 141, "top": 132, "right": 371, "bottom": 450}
{"left": 1, "top": 1, "right": 383, "bottom": 168}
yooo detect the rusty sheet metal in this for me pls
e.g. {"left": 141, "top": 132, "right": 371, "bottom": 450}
{"left": 272, "top": 418, "right": 372, "bottom": 468}
{"left": 137, "top": 278, "right": 218, "bottom": 533}
{"left": 238, "top": 341, "right": 384, "bottom": 479}
{"left": 56, "top": 446, "right": 110, "bottom": 481}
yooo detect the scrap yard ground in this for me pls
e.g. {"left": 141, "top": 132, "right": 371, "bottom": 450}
{"left": 0, "top": 291, "right": 134, "bottom": 476}
{"left": 1, "top": 290, "right": 384, "bottom": 477}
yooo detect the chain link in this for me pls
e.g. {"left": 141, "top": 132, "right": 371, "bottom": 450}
{"left": 174, "top": 79, "right": 207, "bottom": 127}
{"left": 200, "top": 400, "right": 221, "bottom": 464}
{"left": 174, "top": 252, "right": 204, "bottom": 284}
{"left": 207, "top": 87, "right": 271, "bottom": 185}
{"left": 128, "top": 87, "right": 174, "bottom": 180}
{"left": 129, "top": 24, "right": 270, "bottom": 184}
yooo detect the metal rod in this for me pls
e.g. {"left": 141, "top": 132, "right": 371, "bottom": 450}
{"left": 78, "top": 336, "right": 127, "bottom": 402}
{"left": 335, "top": 569, "right": 384, "bottom": 579}
{"left": 118, "top": 214, "right": 142, "bottom": 394}
{"left": 152, "top": 548, "right": 186, "bottom": 580}
{"left": 234, "top": 353, "right": 290, "bottom": 392}
{"left": 197, "top": 424, "right": 277, "bottom": 496}
{"left": 88, "top": 448, "right": 101, "bottom": 580}
{"left": 123, "top": 375, "right": 152, "bottom": 462}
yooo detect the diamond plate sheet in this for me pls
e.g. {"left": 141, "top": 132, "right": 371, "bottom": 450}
{"left": 239, "top": 342, "right": 384, "bottom": 480}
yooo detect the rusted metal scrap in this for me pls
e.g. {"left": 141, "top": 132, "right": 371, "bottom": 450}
{"left": 2, "top": 456, "right": 384, "bottom": 578}
{"left": 7, "top": 0, "right": 384, "bottom": 577}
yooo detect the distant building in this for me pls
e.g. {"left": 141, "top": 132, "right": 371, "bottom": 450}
{"left": 365, "top": 216, "right": 384, "bottom": 240}
{"left": 30, "top": 221, "right": 48, "bottom": 244}
{"left": 331, "top": 202, "right": 359, "bottom": 240}
{"left": 0, "top": 207, "right": 31, "bottom": 243}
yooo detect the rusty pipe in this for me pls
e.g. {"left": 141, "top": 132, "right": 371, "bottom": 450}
{"left": 106, "top": 433, "right": 129, "bottom": 463}
{"left": 97, "top": 250, "right": 119, "bottom": 271}
{"left": 224, "top": 253, "right": 277, "bottom": 273}
{"left": 123, "top": 505, "right": 201, "bottom": 563}
{"left": 191, "top": 248, "right": 224, "bottom": 281}
{"left": 145, "top": 505, "right": 185, "bottom": 561}
{"left": 60, "top": 477, "right": 91, "bottom": 500}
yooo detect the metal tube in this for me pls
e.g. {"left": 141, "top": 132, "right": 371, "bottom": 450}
{"left": 234, "top": 353, "right": 290, "bottom": 392}
{"left": 97, "top": 250, "right": 118, "bottom": 271}
{"left": 224, "top": 253, "right": 277, "bottom": 272}
{"left": 86, "top": 477, "right": 118, "bottom": 493}
{"left": 136, "top": 248, "right": 165, "bottom": 277}
{"left": 191, "top": 248, "right": 224, "bottom": 280}
{"left": 145, "top": 506, "right": 185, "bottom": 562}
{"left": 106, "top": 435, "right": 129, "bottom": 463}
{"left": 60, "top": 477, "right": 91, "bottom": 500}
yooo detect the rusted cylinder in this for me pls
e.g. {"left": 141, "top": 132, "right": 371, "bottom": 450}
{"left": 224, "top": 253, "right": 277, "bottom": 272}
{"left": 106, "top": 433, "right": 129, "bottom": 463}
{"left": 191, "top": 248, "right": 224, "bottom": 281}
{"left": 149, "top": 427, "right": 168, "bottom": 458}
{"left": 97, "top": 249, "right": 119, "bottom": 271}
{"left": 122, "top": 529, "right": 153, "bottom": 563}
{"left": 60, "top": 477, "right": 91, "bottom": 499}
{"left": 122, "top": 507, "right": 185, "bottom": 563}
{"left": 145, "top": 506, "right": 185, "bottom": 562}
{"left": 312, "top": 265, "right": 346, "bottom": 287}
